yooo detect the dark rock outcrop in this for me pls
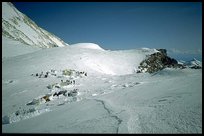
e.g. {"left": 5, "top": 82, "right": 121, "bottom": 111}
{"left": 156, "top": 49, "right": 167, "bottom": 56}
{"left": 137, "top": 49, "right": 185, "bottom": 73}
{"left": 190, "top": 65, "right": 202, "bottom": 69}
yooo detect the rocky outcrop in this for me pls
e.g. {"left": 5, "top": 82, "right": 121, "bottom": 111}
{"left": 190, "top": 65, "right": 202, "bottom": 69}
{"left": 137, "top": 49, "right": 185, "bottom": 73}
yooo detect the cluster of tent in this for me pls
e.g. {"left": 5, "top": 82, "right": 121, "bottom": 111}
{"left": 31, "top": 69, "right": 87, "bottom": 78}
{"left": 62, "top": 69, "right": 87, "bottom": 77}
{"left": 31, "top": 69, "right": 57, "bottom": 78}
{"left": 26, "top": 88, "right": 79, "bottom": 106}
{"left": 27, "top": 68, "right": 88, "bottom": 106}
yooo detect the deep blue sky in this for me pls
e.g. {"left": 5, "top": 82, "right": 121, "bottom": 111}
{"left": 12, "top": 2, "right": 202, "bottom": 60}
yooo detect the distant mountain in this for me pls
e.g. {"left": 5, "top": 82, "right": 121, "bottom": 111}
{"left": 180, "top": 58, "right": 202, "bottom": 69}
{"left": 2, "top": 2, "right": 69, "bottom": 48}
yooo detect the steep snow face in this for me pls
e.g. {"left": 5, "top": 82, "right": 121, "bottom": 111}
{"left": 71, "top": 43, "right": 105, "bottom": 51}
{"left": 2, "top": 2, "right": 69, "bottom": 48}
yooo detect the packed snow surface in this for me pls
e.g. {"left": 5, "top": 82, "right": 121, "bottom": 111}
{"left": 2, "top": 45, "right": 158, "bottom": 76}
{"left": 2, "top": 36, "right": 40, "bottom": 58}
{"left": 71, "top": 43, "right": 105, "bottom": 51}
{"left": 2, "top": 44, "right": 202, "bottom": 133}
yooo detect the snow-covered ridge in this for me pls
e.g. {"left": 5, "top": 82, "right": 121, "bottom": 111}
{"left": 178, "top": 58, "right": 202, "bottom": 68}
{"left": 70, "top": 43, "right": 105, "bottom": 51}
{"left": 2, "top": 2, "right": 69, "bottom": 48}
{"left": 184, "top": 58, "right": 202, "bottom": 67}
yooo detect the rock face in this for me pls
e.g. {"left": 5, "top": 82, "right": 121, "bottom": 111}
{"left": 137, "top": 49, "right": 185, "bottom": 73}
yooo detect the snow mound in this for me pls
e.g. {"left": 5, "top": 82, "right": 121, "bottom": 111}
{"left": 141, "top": 47, "right": 159, "bottom": 53}
{"left": 71, "top": 43, "right": 105, "bottom": 51}
{"left": 2, "top": 46, "right": 159, "bottom": 76}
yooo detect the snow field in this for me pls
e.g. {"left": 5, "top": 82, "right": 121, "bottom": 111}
{"left": 2, "top": 41, "right": 202, "bottom": 133}
{"left": 2, "top": 66, "right": 202, "bottom": 133}
{"left": 2, "top": 2, "right": 202, "bottom": 133}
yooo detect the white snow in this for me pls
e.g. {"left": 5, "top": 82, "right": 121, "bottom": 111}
{"left": 2, "top": 44, "right": 158, "bottom": 76}
{"left": 2, "top": 2, "right": 202, "bottom": 134}
{"left": 2, "top": 2, "right": 24, "bottom": 21}
{"left": 47, "top": 34, "right": 66, "bottom": 47}
{"left": 2, "top": 43, "right": 202, "bottom": 133}
{"left": 71, "top": 43, "right": 105, "bottom": 51}
{"left": 184, "top": 58, "right": 202, "bottom": 67}
{"left": 2, "top": 36, "right": 40, "bottom": 58}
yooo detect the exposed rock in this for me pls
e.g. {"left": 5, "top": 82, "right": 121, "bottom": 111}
{"left": 156, "top": 49, "right": 167, "bottom": 56}
{"left": 68, "top": 89, "right": 78, "bottom": 97}
{"left": 42, "top": 95, "right": 50, "bottom": 102}
{"left": 2, "top": 115, "right": 10, "bottom": 124}
{"left": 189, "top": 65, "right": 202, "bottom": 69}
{"left": 53, "top": 90, "right": 67, "bottom": 97}
{"left": 137, "top": 49, "right": 185, "bottom": 73}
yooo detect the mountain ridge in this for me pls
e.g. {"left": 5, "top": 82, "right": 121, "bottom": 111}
{"left": 2, "top": 2, "right": 69, "bottom": 48}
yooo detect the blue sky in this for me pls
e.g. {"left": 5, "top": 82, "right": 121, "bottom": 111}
{"left": 13, "top": 2, "right": 202, "bottom": 60}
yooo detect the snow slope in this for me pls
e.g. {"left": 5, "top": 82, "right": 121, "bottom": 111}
{"left": 2, "top": 43, "right": 202, "bottom": 133}
{"left": 2, "top": 36, "right": 40, "bottom": 58}
{"left": 2, "top": 2, "right": 69, "bottom": 48}
{"left": 2, "top": 45, "right": 158, "bottom": 76}
{"left": 2, "top": 67, "right": 202, "bottom": 133}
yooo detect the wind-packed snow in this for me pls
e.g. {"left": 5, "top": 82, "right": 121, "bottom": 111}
{"left": 2, "top": 42, "right": 202, "bottom": 133}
